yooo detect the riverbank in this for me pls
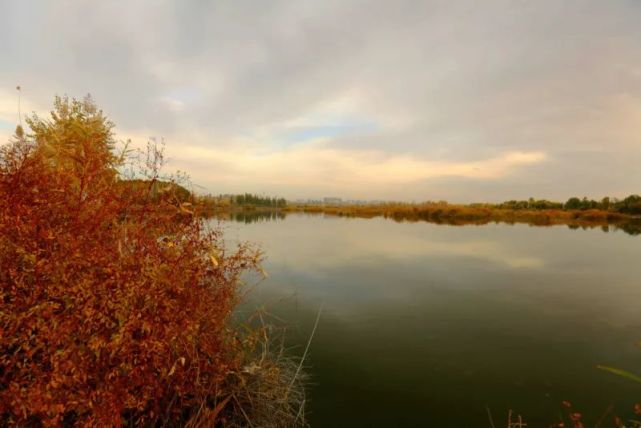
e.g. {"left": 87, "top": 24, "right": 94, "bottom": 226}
{"left": 281, "top": 203, "right": 641, "bottom": 234}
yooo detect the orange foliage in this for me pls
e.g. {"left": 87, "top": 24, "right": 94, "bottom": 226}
{"left": 0, "top": 97, "right": 260, "bottom": 426}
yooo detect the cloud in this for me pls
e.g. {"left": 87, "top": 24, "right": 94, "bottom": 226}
{"left": 1, "top": 0, "right": 640, "bottom": 200}
{"left": 159, "top": 96, "right": 185, "bottom": 113}
{"left": 166, "top": 138, "right": 545, "bottom": 197}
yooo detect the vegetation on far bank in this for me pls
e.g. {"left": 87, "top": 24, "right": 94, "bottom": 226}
{"left": 282, "top": 198, "right": 641, "bottom": 234}
{"left": 189, "top": 191, "right": 641, "bottom": 233}
{"left": 197, "top": 193, "right": 287, "bottom": 212}
{"left": 284, "top": 200, "right": 637, "bottom": 223}
{"left": 0, "top": 96, "right": 307, "bottom": 426}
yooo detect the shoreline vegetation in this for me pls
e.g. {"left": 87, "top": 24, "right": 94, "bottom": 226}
{"left": 0, "top": 97, "right": 308, "bottom": 427}
{"left": 283, "top": 202, "right": 641, "bottom": 234}
{"left": 195, "top": 194, "right": 641, "bottom": 235}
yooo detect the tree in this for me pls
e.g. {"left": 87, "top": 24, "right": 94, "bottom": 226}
{"left": 28, "top": 96, "right": 118, "bottom": 193}
{"left": 616, "top": 194, "right": 641, "bottom": 214}
{"left": 564, "top": 197, "right": 582, "bottom": 210}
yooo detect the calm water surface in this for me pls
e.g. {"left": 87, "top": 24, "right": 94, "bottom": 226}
{"left": 218, "top": 214, "right": 641, "bottom": 427}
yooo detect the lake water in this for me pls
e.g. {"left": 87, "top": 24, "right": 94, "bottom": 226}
{"left": 218, "top": 213, "right": 641, "bottom": 427}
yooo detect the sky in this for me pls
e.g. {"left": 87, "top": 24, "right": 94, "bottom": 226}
{"left": 1, "top": 0, "right": 640, "bottom": 202}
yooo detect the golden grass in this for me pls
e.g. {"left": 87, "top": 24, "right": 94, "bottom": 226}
{"left": 283, "top": 203, "right": 636, "bottom": 229}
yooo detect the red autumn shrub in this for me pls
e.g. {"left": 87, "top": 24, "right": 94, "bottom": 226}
{"left": 0, "top": 96, "right": 260, "bottom": 426}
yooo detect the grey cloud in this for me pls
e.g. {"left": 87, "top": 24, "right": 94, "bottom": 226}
{"left": 1, "top": 0, "right": 640, "bottom": 200}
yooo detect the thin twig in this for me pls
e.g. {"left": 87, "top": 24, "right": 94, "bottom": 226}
{"left": 233, "top": 394, "right": 255, "bottom": 428}
{"left": 486, "top": 406, "right": 496, "bottom": 428}
{"left": 594, "top": 404, "right": 613, "bottom": 428}
{"left": 294, "top": 398, "right": 306, "bottom": 423}
{"left": 286, "top": 303, "right": 323, "bottom": 399}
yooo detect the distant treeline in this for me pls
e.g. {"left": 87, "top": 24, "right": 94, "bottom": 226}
{"left": 197, "top": 193, "right": 287, "bottom": 210}
{"left": 122, "top": 182, "right": 641, "bottom": 217}
{"left": 286, "top": 195, "right": 641, "bottom": 234}
{"left": 485, "top": 195, "right": 641, "bottom": 215}
{"left": 232, "top": 193, "right": 287, "bottom": 207}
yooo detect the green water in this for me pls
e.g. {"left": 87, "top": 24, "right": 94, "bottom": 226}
{"left": 219, "top": 213, "right": 641, "bottom": 427}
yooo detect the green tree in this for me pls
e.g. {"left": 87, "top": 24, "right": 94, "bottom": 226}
{"left": 616, "top": 194, "right": 641, "bottom": 214}
{"left": 564, "top": 197, "right": 581, "bottom": 210}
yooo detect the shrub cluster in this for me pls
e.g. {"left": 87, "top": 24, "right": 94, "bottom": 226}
{"left": 0, "top": 97, "right": 262, "bottom": 426}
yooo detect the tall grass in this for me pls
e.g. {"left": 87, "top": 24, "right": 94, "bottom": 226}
{"left": 284, "top": 202, "right": 640, "bottom": 233}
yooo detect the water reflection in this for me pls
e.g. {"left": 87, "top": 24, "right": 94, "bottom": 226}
{"left": 216, "top": 210, "right": 641, "bottom": 235}
{"left": 565, "top": 222, "right": 641, "bottom": 235}
{"left": 388, "top": 216, "right": 641, "bottom": 236}
{"left": 213, "top": 210, "right": 287, "bottom": 224}
{"left": 220, "top": 215, "right": 641, "bottom": 427}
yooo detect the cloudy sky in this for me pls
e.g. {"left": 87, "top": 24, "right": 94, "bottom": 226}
{"left": 1, "top": 1, "right": 640, "bottom": 202}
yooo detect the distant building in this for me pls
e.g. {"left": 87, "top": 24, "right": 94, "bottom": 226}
{"left": 323, "top": 197, "right": 342, "bottom": 205}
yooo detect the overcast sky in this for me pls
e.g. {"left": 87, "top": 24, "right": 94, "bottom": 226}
{"left": 1, "top": 0, "right": 640, "bottom": 202}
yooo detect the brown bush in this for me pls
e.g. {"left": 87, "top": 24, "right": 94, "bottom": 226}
{"left": 0, "top": 97, "right": 262, "bottom": 426}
